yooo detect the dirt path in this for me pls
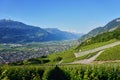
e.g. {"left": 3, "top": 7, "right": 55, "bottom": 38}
{"left": 71, "top": 50, "right": 104, "bottom": 64}
{"left": 75, "top": 41, "right": 120, "bottom": 57}
{"left": 94, "top": 60, "right": 120, "bottom": 64}
{"left": 58, "top": 60, "right": 63, "bottom": 64}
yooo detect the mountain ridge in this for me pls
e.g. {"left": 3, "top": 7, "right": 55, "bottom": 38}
{"left": 79, "top": 18, "right": 120, "bottom": 42}
{"left": 0, "top": 19, "right": 82, "bottom": 43}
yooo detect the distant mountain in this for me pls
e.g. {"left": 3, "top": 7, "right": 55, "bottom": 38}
{"left": 79, "top": 18, "right": 120, "bottom": 42}
{"left": 0, "top": 19, "right": 82, "bottom": 43}
{"left": 44, "top": 28, "right": 82, "bottom": 40}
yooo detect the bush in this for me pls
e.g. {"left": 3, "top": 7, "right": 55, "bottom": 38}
{"left": 53, "top": 56, "right": 62, "bottom": 62}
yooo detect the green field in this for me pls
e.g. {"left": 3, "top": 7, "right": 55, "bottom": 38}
{"left": 96, "top": 44, "right": 120, "bottom": 61}
{"left": 0, "top": 64, "right": 120, "bottom": 80}
{"left": 78, "top": 39, "right": 118, "bottom": 51}
{"left": 75, "top": 52, "right": 98, "bottom": 61}
{"left": 47, "top": 47, "right": 76, "bottom": 63}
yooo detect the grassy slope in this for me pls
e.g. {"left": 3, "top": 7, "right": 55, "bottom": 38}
{"left": 76, "top": 27, "right": 120, "bottom": 51}
{"left": 75, "top": 52, "right": 98, "bottom": 61}
{"left": 47, "top": 39, "right": 118, "bottom": 63}
{"left": 28, "top": 39, "right": 118, "bottom": 64}
{"left": 80, "top": 39, "right": 117, "bottom": 51}
{"left": 47, "top": 47, "right": 76, "bottom": 63}
{"left": 96, "top": 44, "right": 120, "bottom": 61}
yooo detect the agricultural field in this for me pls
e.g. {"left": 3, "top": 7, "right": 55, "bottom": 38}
{"left": 96, "top": 44, "right": 120, "bottom": 61}
{"left": 0, "top": 64, "right": 120, "bottom": 80}
{"left": 78, "top": 39, "right": 118, "bottom": 52}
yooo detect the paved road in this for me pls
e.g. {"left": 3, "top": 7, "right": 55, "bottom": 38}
{"left": 71, "top": 50, "right": 104, "bottom": 64}
{"left": 75, "top": 41, "right": 120, "bottom": 58}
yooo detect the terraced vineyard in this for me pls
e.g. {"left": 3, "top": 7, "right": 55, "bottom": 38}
{"left": 96, "top": 44, "right": 120, "bottom": 61}
{"left": 0, "top": 64, "right": 120, "bottom": 80}
{"left": 77, "top": 39, "right": 118, "bottom": 52}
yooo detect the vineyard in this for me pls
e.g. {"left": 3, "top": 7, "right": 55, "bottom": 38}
{"left": 96, "top": 44, "right": 120, "bottom": 61}
{"left": 0, "top": 64, "right": 120, "bottom": 80}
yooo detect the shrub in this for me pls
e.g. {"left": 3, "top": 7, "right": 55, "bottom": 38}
{"left": 53, "top": 56, "right": 62, "bottom": 62}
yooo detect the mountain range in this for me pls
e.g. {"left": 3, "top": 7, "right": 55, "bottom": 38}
{"left": 79, "top": 18, "right": 120, "bottom": 42}
{"left": 45, "top": 28, "right": 81, "bottom": 40}
{"left": 0, "top": 19, "right": 82, "bottom": 43}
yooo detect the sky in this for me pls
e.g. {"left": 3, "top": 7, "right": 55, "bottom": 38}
{"left": 0, "top": 0, "right": 120, "bottom": 33}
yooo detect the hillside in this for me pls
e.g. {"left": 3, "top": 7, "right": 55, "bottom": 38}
{"left": 96, "top": 44, "right": 120, "bottom": 61}
{"left": 76, "top": 27, "right": 120, "bottom": 50}
{"left": 79, "top": 18, "right": 120, "bottom": 42}
{"left": 48, "top": 26, "right": 120, "bottom": 64}
{"left": 73, "top": 26, "right": 120, "bottom": 64}
{"left": 0, "top": 19, "right": 81, "bottom": 43}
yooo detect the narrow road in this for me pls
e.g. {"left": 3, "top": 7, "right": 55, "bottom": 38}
{"left": 75, "top": 41, "right": 120, "bottom": 57}
{"left": 58, "top": 60, "right": 63, "bottom": 64}
{"left": 71, "top": 50, "right": 104, "bottom": 64}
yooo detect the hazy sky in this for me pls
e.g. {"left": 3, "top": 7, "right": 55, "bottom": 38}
{"left": 0, "top": 0, "right": 120, "bottom": 33}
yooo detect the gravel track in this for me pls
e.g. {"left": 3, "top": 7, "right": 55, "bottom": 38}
{"left": 75, "top": 41, "right": 120, "bottom": 57}
{"left": 71, "top": 50, "right": 104, "bottom": 64}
